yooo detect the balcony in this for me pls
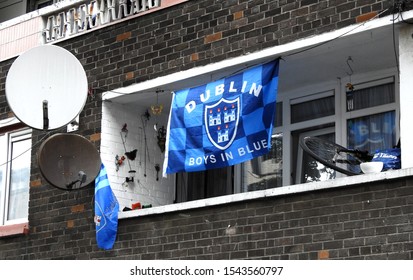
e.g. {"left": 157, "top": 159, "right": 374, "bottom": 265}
{"left": 0, "top": 0, "right": 186, "bottom": 62}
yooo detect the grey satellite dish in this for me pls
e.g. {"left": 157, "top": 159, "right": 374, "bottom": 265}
{"left": 5, "top": 45, "right": 88, "bottom": 130}
{"left": 38, "top": 133, "right": 101, "bottom": 191}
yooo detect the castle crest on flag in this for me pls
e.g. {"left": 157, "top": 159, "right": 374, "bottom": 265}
{"left": 204, "top": 97, "right": 240, "bottom": 150}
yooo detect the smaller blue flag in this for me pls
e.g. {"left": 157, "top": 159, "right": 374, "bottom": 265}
{"left": 94, "top": 163, "right": 119, "bottom": 250}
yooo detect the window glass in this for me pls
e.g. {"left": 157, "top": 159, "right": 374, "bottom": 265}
{"left": 275, "top": 102, "right": 282, "bottom": 127}
{"left": 346, "top": 83, "right": 395, "bottom": 112}
{"left": 293, "top": 126, "right": 336, "bottom": 184}
{"left": 291, "top": 95, "right": 335, "bottom": 123}
{"left": 299, "top": 132, "right": 337, "bottom": 183}
{"left": 242, "top": 134, "right": 282, "bottom": 191}
{"left": 347, "top": 111, "right": 396, "bottom": 153}
{"left": 175, "top": 166, "right": 233, "bottom": 202}
{"left": 7, "top": 136, "right": 32, "bottom": 221}
{"left": 0, "top": 126, "right": 31, "bottom": 225}
{"left": 35, "top": 0, "right": 54, "bottom": 9}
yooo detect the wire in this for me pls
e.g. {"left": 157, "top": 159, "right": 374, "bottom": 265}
{"left": 399, "top": 10, "right": 413, "bottom": 24}
{"left": 101, "top": 88, "right": 130, "bottom": 98}
{"left": 0, "top": 117, "right": 18, "bottom": 126}
{"left": 0, "top": 130, "right": 53, "bottom": 168}
{"left": 99, "top": 8, "right": 390, "bottom": 99}
{"left": 282, "top": 8, "right": 389, "bottom": 59}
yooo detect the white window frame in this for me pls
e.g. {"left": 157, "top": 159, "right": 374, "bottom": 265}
{"left": 0, "top": 119, "right": 32, "bottom": 226}
{"left": 275, "top": 70, "right": 398, "bottom": 186}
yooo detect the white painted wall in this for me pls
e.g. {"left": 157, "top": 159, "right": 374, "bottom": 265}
{"left": 101, "top": 101, "right": 175, "bottom": 210}
{"left": 399, "top": 24, "right": 413, "bottom": 169}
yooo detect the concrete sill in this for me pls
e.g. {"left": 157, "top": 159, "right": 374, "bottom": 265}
{"left": 0, "top": 223, "right": 29, "bottom": 238}
{"left": 118, "top": 168, "right": 413, "bottom": 220}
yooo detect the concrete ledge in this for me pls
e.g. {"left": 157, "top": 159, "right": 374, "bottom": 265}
{"left": 0, "top": 222, "right": 29, "bottom": 238}
{"left": 119, "top": 168, "right": 413, "bottom": 220}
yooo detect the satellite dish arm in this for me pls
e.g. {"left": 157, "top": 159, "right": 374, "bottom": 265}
{"left": 66, "top": 171, "right": 87, "bottom": 190}
{"left": 43, "top": 100, "right": 49, "bottom": 130}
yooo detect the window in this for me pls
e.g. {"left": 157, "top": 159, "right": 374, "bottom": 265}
{"left": 289, "top": 91, "right": 337, "bottom": 184}
{"left": 34, "top": 0, "right": 57, "bottom": 10}
{"left": 294, "top": 127, "right": 336, "bottom": 184}
{"left": 346, "top": 82, "right": 395, "bottom": 112}
{"left": 288, "top": 78, "right": 397, "bottom": 184}
{"left": 291, "top": 95, "right": 335, "bottom": 124}
{"left": 0, "top": 0, "right": 27, "bottom": 23}
{"left": 348, "top": 111, "right": 396, "bottom": 153}
{"left": 0, "top": 122, "right": 32, "bottom": 226}
{"left": 240, "top": 102, "right": 283, "bottom": 191}
{"left": 346, "top": 79, "right": 397, "bottom": 153}
{"left": 242, "top": 133, "right": 283, "bottom": 191}
{"left": 175, "top": 167, "right": 234, "bottom": 202}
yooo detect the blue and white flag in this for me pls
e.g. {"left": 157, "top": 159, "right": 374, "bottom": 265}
{"left": 163, "top": 59, "right": 279, "bottom": 176}
{"left": 94, "top": 163, "right": 119, "bottom": 250}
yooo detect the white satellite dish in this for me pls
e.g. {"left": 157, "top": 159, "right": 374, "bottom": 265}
{"left": 5, "top": 45, "right": 88, "bottom": 130}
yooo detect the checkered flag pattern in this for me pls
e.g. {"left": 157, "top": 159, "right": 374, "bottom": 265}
{"left": 163, "top": 60, "right": 279, "bottom": 176}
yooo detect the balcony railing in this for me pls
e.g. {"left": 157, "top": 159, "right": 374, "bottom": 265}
{"left": 43, "top": 0, "right": 160, "bottom": 42}
{"left": 0, "top": 0, "right": 186, "bottom": 62}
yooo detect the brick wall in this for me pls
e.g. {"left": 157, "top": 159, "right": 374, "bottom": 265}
{"left": 93, "top": 176, "right": 413, "bottom": 260}
{"left": 1, "top": 0, "right": 411, "bottom": 259}
{"left": 0, "top": 59, "right": 13, "bottom": 118}
{"left": 54, "top": 0, "right": 391, "bottom": 95}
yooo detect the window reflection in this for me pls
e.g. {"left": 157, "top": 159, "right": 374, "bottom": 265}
{"left": 7, "top": 137, "right": 31, "bottom": 221}
{"left": 300, "top": 133, "right": 336, "bottom": 183}
{"left": 347, "top": 111, "right": 396, "bottom": 153}
{"left": 242, "top": 134, "right": 283, "bottom": 191}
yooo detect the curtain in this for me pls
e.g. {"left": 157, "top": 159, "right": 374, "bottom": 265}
{"left": 175, "top": 167, "right": 233, "bottom": 202}
{"left": 348, "top": 111, "right": 396, "bottom": 153}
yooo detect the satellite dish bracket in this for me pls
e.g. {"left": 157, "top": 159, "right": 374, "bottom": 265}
{"left": 66, "top": 171, "right": 87, "bottom": 190}
{"left": 43, "top": 100, "right": 49, "bottom": 130}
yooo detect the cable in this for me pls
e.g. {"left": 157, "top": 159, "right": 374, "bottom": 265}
{"left": 0, "top": 130, "right": 53, "bottom": 168}
{"left": 0, "top": 117, "right": 18, "bottom": 126}
{"left": 282, "top": 8, "right": 390, "bottom": 59}
{"left": 99, "top": 8, "right": 390, "bottom": 99}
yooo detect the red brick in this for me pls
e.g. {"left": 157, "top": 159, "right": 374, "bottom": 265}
{"left": 30, "top": 179, "right": 42, "bottom": 188}
{"left": 191, "top": 53, "right": 199, "bottom": 61}
{"left": 204, "top": 32, "right": 222, "bottom": 44}
{"left": 71, "top": 204, "right": 85, "bottom": 213}
{"left": 356, "top": 11, "right": 378, "bottom": 23}
{"left": 318, "top": 250, "right": 329, "bottom": 260}
{"left": 116, "top": 31, "right": 132, "bottom": 42}
{"left": 125, "top": 72, "right": 134, "bottom": 80}
{"left": 90, "top": 133, "right": 101, "bottom": 142}
{"left": 233, "top": 11, "right": 243, "bottom": 20}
